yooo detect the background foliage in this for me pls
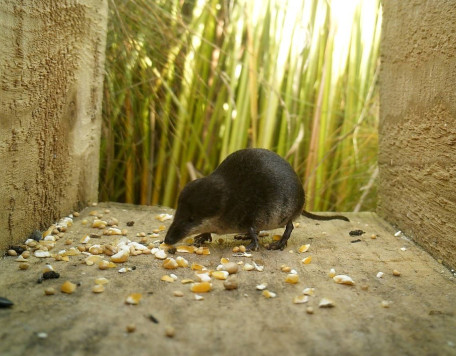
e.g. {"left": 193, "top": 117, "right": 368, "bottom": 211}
{"left": 100, "top": 0, "right": 382, "bottom": 211}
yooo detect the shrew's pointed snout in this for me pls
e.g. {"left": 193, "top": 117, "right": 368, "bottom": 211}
{"left": 163, "top": 221, "right": 188, "bottom": 245}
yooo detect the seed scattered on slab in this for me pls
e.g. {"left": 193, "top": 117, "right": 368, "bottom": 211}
{"left": 393, "top": 269, "right": 401, "bottom": 276}
{"left": 349, "top": 229, "right": 365, "bottom": 236}
{"left": 191, "top": 263, "right": 205, "bottom": 271}
{"left": 19, "top": 263, "right": 29, "bottom": 270}
{"left": 15, "top": 255, "right": 27, "bottom": 262}
{"left": 175, "top": 256, "right": 188, "bottom": 268}
{"left": 61, "top": 281, "right": 77, "bottom": 294}
{"left": 381, "top": 300, "right": 391, "bottom": 308}
{"left": 281, "top": 265, "right": 291, "bottom": 273}
{"left": 223, "top": 262, "right": 238, "bottom": 274}
{"left": 212, "top": 271, "right": 229, "bottom": 280}
{"left": 181, "top": 279, "right": 194, "bottom": 284}
{"left": 125, "top": 293, "right": 142, "bottom": 305}
{"left": 293, "top": 295, "right": 309, "bottom": 304}
{"left": 272, "top": 234, "right": 281, "bottom": 241}
{"left": 89, "top": 245, "right": 104, "bottom": 255}
{"left": 126, "top": 324, "right": 136, "bottom": 333}
{"left": 333, "top": 275, "right": 355, "bottom": 285}
{"left": 394, "top": 231, "right": 402, "bottom": 237}
{"left": 165, "top": 326, "right": 175, "bottom": 338}
{"left": 256, "top": 283, "right": 268, "bottom": 291}
{"left": 92, "top": 285, "right": 105, "bottom": 293}
{"left": 194, "top": 294, "right": 204, "bottom": 301}
{"left": 156, "top": 213, "right": 173, "bottom": 222}
{"left": 196, "top": 273, "right": 211, "bottom": 282}
{"left": 285, "top": 274, "right": 299, "bottom": 284}
{"left": 262, "top": 290, "right": 277, "bottom": 299}
{"left": 243, "top": 263, "right": 254, "bottom": 271}
{"left": 163, "top": 258, "right": 179, "bottom": 269}
{"left": 34, "top": 250, "right": 51, "bottom": 258}
{"left": 328, "top": 268, "right": 336, "bottom": 278}
{"left": 301, "top": 256, "right": 312, "bottom": 265}
{"left": 154, "top": 250, "right": 167, "bottom": 260}
{"left": 21, "top": 251, "right": 30, "bottom": 259}
{"left": 376, "top": 272, "right": 384, "bottom": 278}
{"left": 239, "top": 245, "right": 246, "bottom": 253}
{"left": 37, "top": 332, "right": 48, "bottom": 339}
{"left": 95, "top": 277, "right": 109, "bottom": 285}
{"left": 176, "top": 245, "right": 196, "bottom": 253}
{"left": 232, "top": 246, "right": 240, "bottom": 253}
{"left": 92, "top": 220, "right": 107, "bottom": 229}
{"left": 223, "top": 277, "right": 238, "bottom": 290}
{"left": 319, "top": 298, "right": 335, "bottom": 308}
{"left": 298, "top": 244, "right": 310, "bottom": 253}
{"left": 44, "top": 287, "right": 56, "bottom": 295}
{"left": 111, "top": 249, "right": 130, "bottom": 263}
{"left": 371, "top": 234, "right": 377, "bottom": 239}
{"left": 161, "top": 275, "right": 175, "bottom": 283}
{"left": 303, "top": 287, "right": 315, "bottom": 296}
{"left": 190, "top": 282, "right": 211, "bottom": 293}
{"left": 173, "top": 291, "right": 184, "bottom": 297}
{"left": 306, "top": 307, "right": 314, "bottom": 314}
{"left": 7, "top": 249, "right": 17, "bottom": 256}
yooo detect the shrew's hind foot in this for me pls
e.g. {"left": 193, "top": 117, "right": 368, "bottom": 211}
{"left": 245, "top": 228, "right": 259, "bottom": 252}
{"left": 266, "top": 221, "right": 294, "bottom": 251}
{"left": 193, "top": 233, "right": 212, "bottom": 247}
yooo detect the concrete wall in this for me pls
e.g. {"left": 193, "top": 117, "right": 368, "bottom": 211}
{"left": 379, "top": 0, "right": 456, "bottom": 269}
{"left": 0, "top": 1, "right": 108, "bottom": 252}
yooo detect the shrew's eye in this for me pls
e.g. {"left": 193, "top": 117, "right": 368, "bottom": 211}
{"left": 188, "top": 216, "right": 194, "bottom": 223}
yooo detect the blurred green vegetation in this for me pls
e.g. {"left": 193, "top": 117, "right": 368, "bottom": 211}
{"left": 100, "top": 0, "right": 381, "bottom": 212}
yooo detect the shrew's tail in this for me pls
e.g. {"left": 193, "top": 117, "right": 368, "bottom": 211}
{"left": 301, "top": 210, "right": 350, "bottom": 222}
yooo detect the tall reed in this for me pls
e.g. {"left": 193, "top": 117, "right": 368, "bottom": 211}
{"left": 100, "top": 0, "right": 382, "bottom": 212}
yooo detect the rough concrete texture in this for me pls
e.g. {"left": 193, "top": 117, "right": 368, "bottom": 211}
{"left": 378, "top": 0, "right": 456, "bottom": 270}
{"left": 0, "top": 1, "right": 108, "bottom": 252}
{"left": 0, "top": 203, "right": 455, "bottom": 356}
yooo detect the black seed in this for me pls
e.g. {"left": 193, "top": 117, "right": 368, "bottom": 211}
{"left": 9, "top": 245, "right": 25, "bottom": 254}
{"left": 168, "top": 247, "right": 176, "bottom": 254}
{"left": 0, "top": 297, "right": 14, "bottom": 308}
{"left": 349, "top": 230, "right": 365, "bottom": 236}
{"left": 132, "top": 266, "right": 136, "bottom": 270}
{"left": 350, "top": 239, "right": 362, "bottom": 243}
{"left": 42, "top": 271, "right": 60, "bottom": 280}
{"left": 126, "top": 221, "right": 135, "bottom": 227}
{"left": 148, "top": 314, "right": 159, "bottom": 324}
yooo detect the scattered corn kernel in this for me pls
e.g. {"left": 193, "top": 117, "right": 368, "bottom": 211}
{"left": 212, "top": 271, "right": 229, "bottom": 280}
{"left": 232, "top": 246, "right": 240, "bottom": 253}
{"left": 176, "top": 245, "right": 196, "bottom": 253}
{"left": 281, "top": 265, "right": 291, "bottom": 273}
{"left": 306, "top": 307, "right": 314, "bottom": 314}
{"left": 92, "top": 220, "right": 107, "bottom": 229}
{"left": 44, "top": 287, "right": 56, "bottom": 295}
{"left": 126, "top": 324, "right": 136, "bottom": 333}
{"left": 303, "top": 287, "right": 315, "bottom": 296}
{"left": 175, "top": 256, "right": 189, "bottom": 268}
{"left": 156, "top": 213, "right": 173, "bottom": 222}
{"left": 95, "top": 277, "right": 109, "bottom": 285}
{"left": 298, "top": 244, "right": 310, "bottom": 253}
{"left": 256, "top": 283, "right": 268, "bottom": 291}
{"left": 161, "top": 275, "right": 175, "bottom": 283}
{"left": 272, "top": 235, "right": 281, "bottom": 241}
{"left": 262, "top": 290, "right": 277, "bottom": 299}
{"left": 163, "top": 258, "right": 179, "bottom": 269}
{"left": 80, "top": 235, "right": 90, "bottom": 244}
{"left": 376, "top": 272, "right": 384, "bottom": 278}
{"left": 181, "top": 279, "right": 194, "bottom": 284}
{"left": 92, "top": 285, "right": 105, "bottom": 293}
{"left": 125, "top": 293, "right": 142, "bottom": 305}
{"left": 293, "top": 295, "right": 309, "bottom": 304}
{"left": 243, "top": 263, "right": 255, "bottom": 271}
{"left": 111, "top": 249, "right": 129, "bottom": 263}
{"left": 190, "top": 282, "right": 211, "bottom": 293}
{"left": 239, "top": 245, "right": 246, "bottom": 253}
{"left": 35, "top": 250, "right": 51, "bottom": 258}
{"left": 89, "top": 245, "right": 104, "bottom": 255}
{"left": 86, "top": 255, "right": 102, "bottom": 266}
{"left": 8, "top": 249, "right": 17, "bottom": 256}
{"left": 194, "top": 294, "right": 204, "bottom": 301}
{"left": 61, "top": 281, "right": 77, "bottom": 294}
{"left": 173, "top": 291, "right": 184, "bottom": 297}
{"left": 381, "top": 300, "right": 391, "bottom": 308}
{"left": 285, "top": 274, "right": 299, "bottom": 284}
{"left": 393, "top": 270, "right": 401, "bottom": 276}
{"left": 333, "top": 275, "right": 355, "bottom": 285}
{"left": 328, "top": 268, "right": 336, "bottom": 278}
{"left": 196, "top": 273, "right": 211, "bottom": 282}
{"left": 21, "top": 251, "right": 30, "bottom": 259}
{"left": 191, "top": 263, "right": 205, "bottom": 271}
{"left": 154, "top": 250, "right": 167, "bottom": 260}
{"left": 319, "top": 298, "right": 335, "bottom": 308}
{"left": 301, "top": 256, "right": 312, "bottom": 265}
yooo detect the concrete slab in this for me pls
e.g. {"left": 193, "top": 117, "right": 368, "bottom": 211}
{"left": 0, "top": 203, "right": 455, "bottom": 356}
